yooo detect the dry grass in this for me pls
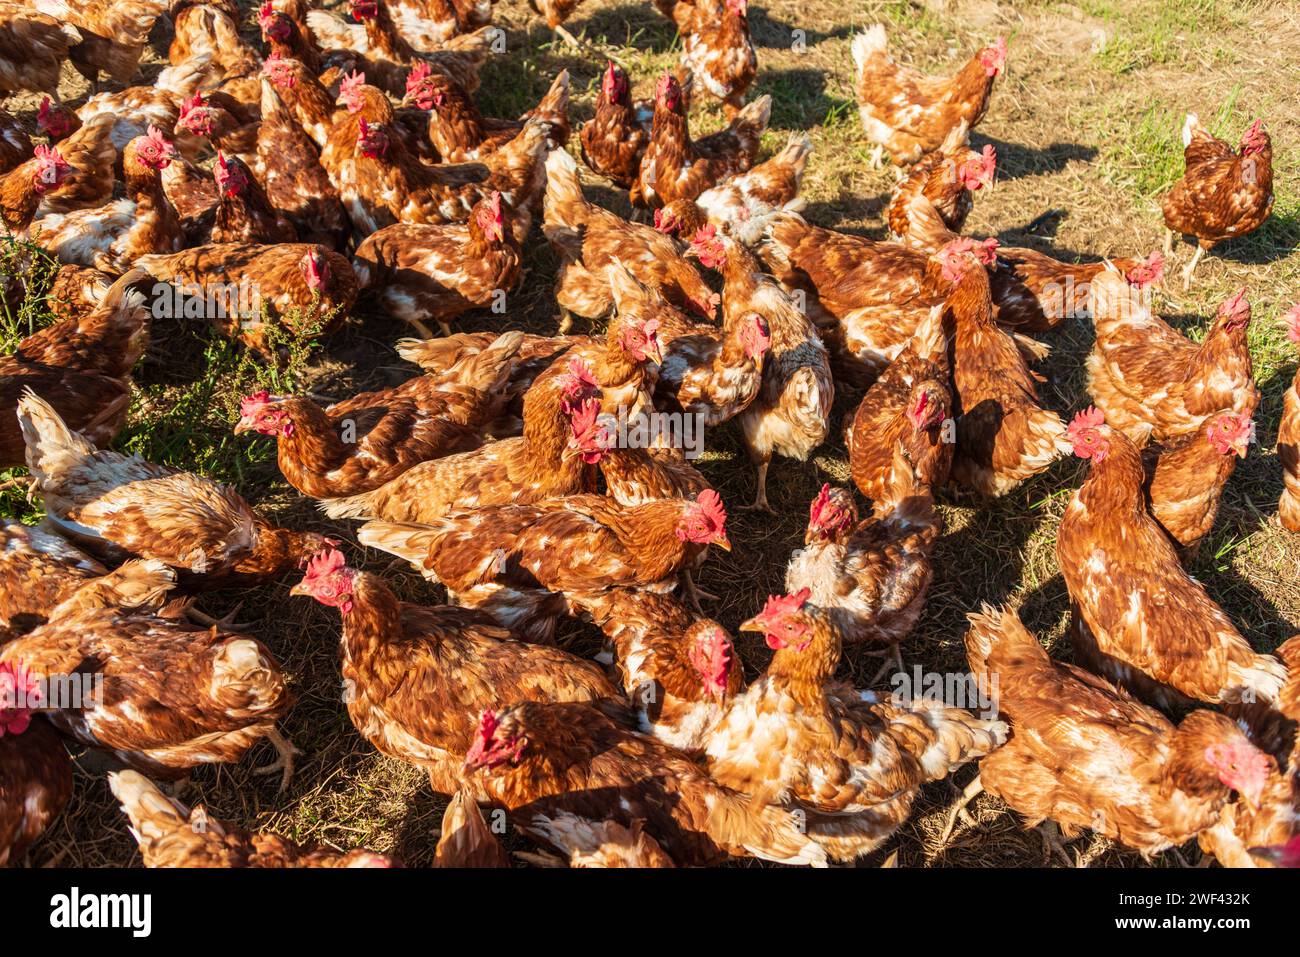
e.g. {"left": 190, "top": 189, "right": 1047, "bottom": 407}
{"left": 9, "top": 0, "right": 1300, "bottom": 868}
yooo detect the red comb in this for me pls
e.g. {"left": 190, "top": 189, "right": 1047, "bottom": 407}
{"left": 1218, "top": 287, "right": 1250, "bottom": 320}
{"left": 33, "top": 143, "right": 69, "bottom": 174}
{"left": 761, "top": 588, "right": 810, "bottom": 621}
{"left": 568, "top": 396, "right": 600, "bottom": 432}
{"left": 304, "top": 548, "right": 347, "bottom": 581}
{"left": 560, "top": 357, "right": 598, "bottom": 399}
{"left": 1068, "top": 406, "right": 1105, "bottom": 434}
{"left": 406, "top": 61, "right": 432, "bottom": 92}
{"left": 808, "top": 484, "right": 833, "bottom": 526}
{"left": 0, "top": 660, "right": 40, "bottom": 735}
{"left": 1125, "top": 250, "right": 1164, "bottom": 288}
{"left": 695, "top": 488, "right": 726, "bottom": 527}
{"left": 463, "top": 708, "right": 502, "bottom": 765}
{"left": 1282, "top": 304, "right": 1300, "bottom": 344}
{"left": 655, "top": 72, "right": 679, "bottom": 105}
{"left": 239, "top": 390, "right": 272, "bottom": 417}
{"left": 144, "top": 125, "right": 173, "bottom": 152}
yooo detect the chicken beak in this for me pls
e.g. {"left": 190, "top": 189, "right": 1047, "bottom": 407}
{"left": 233, "top": 418, "right": 254, "bottom": 434}
{"left": 713, "top": 533, "right": 731, "bottom": 552}
{"left": 1243, "top": 785, "right": 1264, "bottom": 811}
{"left": 288, "top": 581, "right": 309, "bottom": 597}
{"left": 738, "top": 616, "right": 763, "bottom": 633}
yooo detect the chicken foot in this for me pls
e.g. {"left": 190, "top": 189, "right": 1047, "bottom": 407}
{"left": 1039, "top": 820, "right": 1076, "bottom": 867}
{"left": 937, "top": 773, "right": 983, "bottom": 846}
{"left": 185, "top": 602, "right": 254, "bottom": 632}
{"left": 679, "top": 569, "right": 719, "bottom": 614}
{"left": 252, "top": 727, "right": 301, "bottom": 793}
{"left": 863, "top": 643, "right": 905, "bottom": 686}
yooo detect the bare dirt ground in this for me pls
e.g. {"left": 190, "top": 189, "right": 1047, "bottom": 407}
{"left": 7, "top": 0, "right": 1299, "bottom": 868}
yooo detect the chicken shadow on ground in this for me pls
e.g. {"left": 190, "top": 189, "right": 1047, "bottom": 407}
{"left": 991, "top": 208, "right": 1071, "bottom": 243}
{"left": 478, "top": 38, "right": 603, "bottom": 118}
{"left": 759, "top": 67, "right": 854, "bottom": 131}
{"left": 572, "top": 3, "right": 680, "bottom": 53}
{"left": 1194, "top": 545, "right": 1299, "bottom": 653}
{"left": 798, "top": 195, "right": 892, "bottom": 235}
{"left": 971, "top": 133, "right": 1099, "bottom": 183}
{"left": 746, "top": 6, "right": 856, "bottom": 50}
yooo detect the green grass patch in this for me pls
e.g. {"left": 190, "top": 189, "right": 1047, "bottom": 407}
{"left": 1096, "top": 88, "right": 1248, "bottom": 198}
{"left": 0, "top": 238, "right": 63, "bottom": 350}
{"left": 1078, "top": 0, "right": 1251, "bottom": 74}
{"left": 119, "top": 313, "right": 324, "bottom": 488}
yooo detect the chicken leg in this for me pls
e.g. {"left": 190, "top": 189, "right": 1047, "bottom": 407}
{"left": 1180, "top": 245, "right": 1206, "bottom": 290}
{"left": 937, "top": 774, "right": 983, "bottom": 845}
{"left": 739, "top": 461, "right": 775, "bottom": 513}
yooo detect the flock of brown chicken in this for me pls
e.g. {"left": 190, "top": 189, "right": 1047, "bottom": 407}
{"left": 0, "top": 0, "right": 1297, "bottom": 870}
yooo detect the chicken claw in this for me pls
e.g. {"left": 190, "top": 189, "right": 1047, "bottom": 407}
{"left": 937, "top": 774, "right": 983, "bottom": 846}
{"left": 1038, "top": 820, "right": 1076, "bottom": 867}
{"left": 253, "top": 727, "right": 300, "bottom": 793}
{"left": 185, "top": 602, "right": 254, "bottom": 632}
{"left": 679, "top": 570, "right": 718, "bottom": 614}
{"left": 864, "top": 644, "right": 905, "bottom": 686}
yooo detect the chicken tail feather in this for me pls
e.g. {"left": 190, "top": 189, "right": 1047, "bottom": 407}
{"left": 356, "top": 520, "right": 442, "bottom": 573}
{"left": 543, "top": 146, "right": 589, "bottom": 232}
{"left": 16, "top": 391, "right": 98, "bottom": 488}
{"left": 702, "top": 790, "right": 828, "bottom": 867}
{"left": 108, "top": 769, "right": 197, "bottom": 848}
{"left": 851, "top": 24, "right": 889, "bottom": 75}
{"left": 50, "top": 559, "right": 176, "bottom": 620}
